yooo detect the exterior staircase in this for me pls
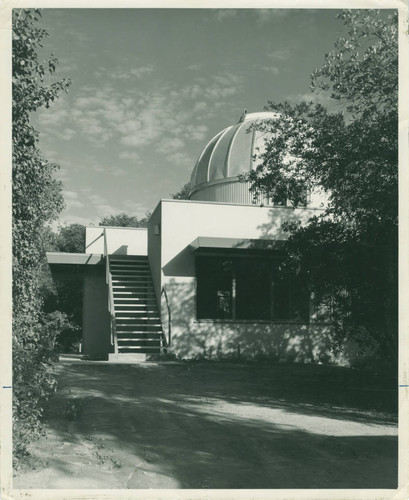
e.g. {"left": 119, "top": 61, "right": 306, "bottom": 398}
{"left": 109, "top": 255, "right": 165, "bottom": 355}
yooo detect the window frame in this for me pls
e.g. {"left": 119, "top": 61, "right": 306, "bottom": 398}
{"left": 194, "top": 252, "right": 311, "bottom": 324}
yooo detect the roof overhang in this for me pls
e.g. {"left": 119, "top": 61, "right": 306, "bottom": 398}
{"left": 46, "top": 252, "right": 104, "bottom": 266}
{"left": 189, "top": 237, "right": 286, "bottom": 254}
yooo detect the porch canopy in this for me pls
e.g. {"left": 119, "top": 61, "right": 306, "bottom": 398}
{"left": 189, "top": 237, "right": 286, "bottom": 254}
{"left": 46, "top": 252, "right": 104, "bottom": 278}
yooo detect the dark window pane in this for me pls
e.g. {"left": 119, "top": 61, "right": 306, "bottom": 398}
{"left": 290, "top": 274, "right": 310, "bottom": 321}
{"left": 272, "top": 263, "right": 309, "bottom": 321}
{"left": 196, "top": 257, "right": 232, "bottom": 319}
{"left": 272, "top": 263, "right": 291, "bottom": 319}
{"left": 236, "top": 259, "right": 270, "bottom": 319}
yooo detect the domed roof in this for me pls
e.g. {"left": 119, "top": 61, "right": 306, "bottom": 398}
{"left": 189, "top": 111, "right": 277, "bottom": 197}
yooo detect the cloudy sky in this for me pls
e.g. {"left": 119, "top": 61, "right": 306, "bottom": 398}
{"left": 33, "top": 8, "right": 348, "bottom": 227}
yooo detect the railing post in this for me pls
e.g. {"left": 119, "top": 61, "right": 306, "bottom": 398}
{"left": 161, "top": 286, "right": 171, "bottom": 350}
{"left": 104, "top": 228, "right": 118, "bottom": 354}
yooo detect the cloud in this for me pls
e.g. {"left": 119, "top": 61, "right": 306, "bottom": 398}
{"left": 89, "top": 193, "right": 105, "bottom": 205}
{"left": 158, "top": 137, "right": 185, "bottom": 154}
{"left": 37, "top": 69, "right": 243, "bottom": 171}
{"left": 183, "top": 124, "right": 209, "bottom": 142}
{"left": 75, "top": 115, "right": 113, "bottom": 146}
{"left": 37, "top": 100, "right": 68, "bottom": 126}
{"left": 214, "top": 10, "right": 239, "bottom": 22}
{"left": 66, "top": 199, "right": 84, "bottom": 209}
{"left": 187, "top": 63, "right": 203, "bottom": 71}
{"left": 119, "top": 151, "right": 141, "bottom": 160}
{"left": 208, "top": 73, "right": 243, "bottom": 98}
{"left": 55, "top": 57, "right": 79, "bottom": 74}
{"left": 63, "top": 190, "right": 79, "bottom": 200}
{"left": 193, "top": 101, "right": 207, "bottom": 113}
{"left": 112, "top": 167, "right": 126, "bottom": 176}
{"left": 122, "top": 200, "right": 146, "bottom": 214}
{"left": 286, "top": 91, "right": 346, "bottom": 114}
{"left": 261, "top": 66, "right": 280, "bottom": 75}
{"left": 54, "top": 213, "right": 95, "bottom": 229}
{"left": 95, "top": 65, "right": 155, "bottom": 81}
{"left": 61, "top": 128, "right": 76, "bottom": 140}
{"left": 267, "top": 48, "right": 291, "bottom": 61}
{"left": 62, "top": 190, "right": 84, "bottom": 209}
{"left": 255, "top": 9, "right": 288, "bottom": 24}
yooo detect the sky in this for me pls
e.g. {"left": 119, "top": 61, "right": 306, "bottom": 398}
{"left": 32, "top": 8, "right": 349, "bottom": 228}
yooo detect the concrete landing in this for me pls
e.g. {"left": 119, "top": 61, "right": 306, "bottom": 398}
{"left": 108, "top": 353, "right": 147, "bottom": 363}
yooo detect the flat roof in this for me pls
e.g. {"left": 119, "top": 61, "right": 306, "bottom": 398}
{"left": 46, "top": 252, "right": 104, "bottom": 266}
{"left": 189, "top": 237, "right": 286, "bottom": 253}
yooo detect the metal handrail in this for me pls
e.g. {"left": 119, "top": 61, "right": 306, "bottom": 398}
{"left": 161, "top": 286, "right": 171, "bottom": 348}
{"left": 103, "top": 228, "right": 118, "bottom": 353}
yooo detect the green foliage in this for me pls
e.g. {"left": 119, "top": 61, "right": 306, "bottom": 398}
{"left": 54, "top": 223, "right": 86, "bottom": 253}
{"left": 99, "top": 212, "right": 151, "bottom": 228}
{"left": 245, "top": 10, "right": 398, "bottom": 363}
{"left": 12, "top": 8, "right": 71, "bottom": 461}
{"left": 171, "top": 182, "right": 191, "bottom": 200}
{"left": 43, "top": 276, "right": 83, "bottom": 352}
{"left": 13, "top": 311, "right": 68, "bottom": 460}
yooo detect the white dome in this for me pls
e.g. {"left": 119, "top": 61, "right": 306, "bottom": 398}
{"left": 190, "top": 112, "right": 278, "bottom": 204}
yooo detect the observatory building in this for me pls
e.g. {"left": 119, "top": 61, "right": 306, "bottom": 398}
{"left": 48, "top": 111, "right": 338, "bottom": 363}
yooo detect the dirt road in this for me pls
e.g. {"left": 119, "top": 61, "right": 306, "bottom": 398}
{"left": 14, "top": 357, "right": 398, "bottom": 489}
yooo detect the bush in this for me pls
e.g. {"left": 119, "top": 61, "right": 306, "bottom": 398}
{"left": 13, "top": 311, "right": 74, "bottom": 463}
{"left": 12, "top": 8, "right": 70, "bottom": 461}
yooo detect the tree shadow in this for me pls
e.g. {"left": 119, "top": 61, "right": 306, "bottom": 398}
{"left": 163, "top": 278, "right": 341, "bottom": 366}
{"left": 37, "top": 359, "right": 398, "bottom": 489}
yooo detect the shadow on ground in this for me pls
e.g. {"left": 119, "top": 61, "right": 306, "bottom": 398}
{"left": 16, "top": 360, "right": 398, "bottom": 489}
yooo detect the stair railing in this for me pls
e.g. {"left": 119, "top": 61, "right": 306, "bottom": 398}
{"left": 103, "top": 228, "right": 118, "bottom": 353}
{"left": 161, "top": 286, "right": 171, "bottom": 349}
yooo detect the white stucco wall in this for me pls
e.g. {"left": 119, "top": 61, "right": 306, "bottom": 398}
{"left": 154, "top": 199, "right": 343, "bottom": 363}
{"left": 159, "top": 199, "right": 324, "bottom": 278}
{"left": 85, "top": 226, "right": 148, "bottom": 255}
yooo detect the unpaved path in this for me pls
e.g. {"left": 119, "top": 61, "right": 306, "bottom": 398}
{"left": 14, "top": 357, "right": 398, "bottom": 489}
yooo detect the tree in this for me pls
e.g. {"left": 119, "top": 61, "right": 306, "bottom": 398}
{"left": 54, "top": 223, "right": 86, "bottom": 253}
{"left": 245, "top": 10, "right": 398, "bottom": 365}
{"left": 12, "top": 9, "right": 71, "bottom": 460}
{"left": 99, "top": 212, "right": 151, "bottom": 228}
{"left": 171, "top": 182, "right": 191, "bottom": 200}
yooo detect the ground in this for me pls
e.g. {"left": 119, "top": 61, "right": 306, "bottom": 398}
{"left": 14, "top": 356, "right": 398, "bottom": 489}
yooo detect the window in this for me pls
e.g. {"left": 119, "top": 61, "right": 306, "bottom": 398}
{"left": 235, "top": 259, "right": 271, "bottom": 320}
{"left": 196, "top": 256, "right": 309, "bottom": 322}
{"left": 196, "top": 258, "right": 233, "bottom": 319}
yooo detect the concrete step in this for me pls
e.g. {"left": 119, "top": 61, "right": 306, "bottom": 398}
{"left": 116, "top": 316, "right": 161, "bottom": 321}
{"left": 112, "top": 278, "right": 151, "bottom": 282}
{"left": 112, "top": 283, "right": 153, "bottom": 287}
{"left": 114, "top": 299, "right": 157, "bottom": 303}
{"left": 115, "top": 317, "right": 160, "bottom": 322}
{"left": 115, "top": 310, "right": 159, "bottom": 315}
{"left": 110, "top": 264, "right": 149, "bottom": 268}
{"left": 117, "top": 340, "right": 161, "bottom": 346}
{"left": 110, "top": 261, "right": 149, "bottom": 265}
{"left": 108, "top": 353, "right": 148, "bottom": 363}
{"left": 116, "top": 318, "right": 161, "bottom": 331}
{"left": 114, "top": 304, "right": 158, "bottom": 309}
{"left": 116, "top": 327, "right": 163, "bottom": 333}
{"left": 116, "top": 321, "right": 163, "bottom": 326}
{"left": 117, "top": 332, "right": 162, "bottom": 341}
{"left": 110, "top": 266, "right": 149, "bottom": 270}
{"left": 109, "top": 256, "right": 148, "bottom": 260}
{"left": 113, "top": 291, "right": 154, "bottom": 295}
{"left": 118, "top": 347, "right": 161, "bottom": 353}
{"left": 116, "top": 310, "right": 159, "bottom": 315}
{"left": 112, "top": 271, "right": 149, "bottom": 275}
